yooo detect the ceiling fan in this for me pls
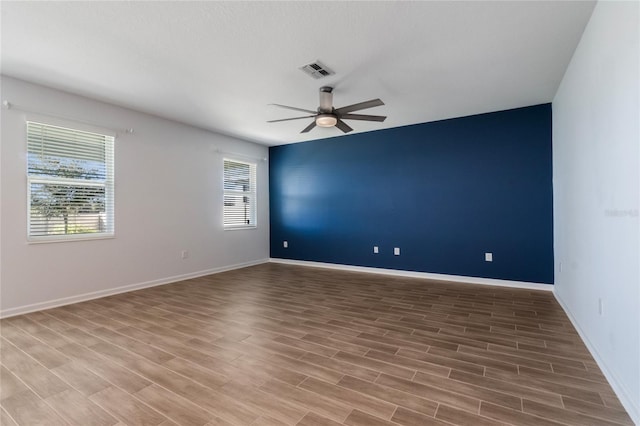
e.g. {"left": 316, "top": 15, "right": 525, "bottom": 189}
{"left": 268, "top": 86, "right": 386, "bottom": 134}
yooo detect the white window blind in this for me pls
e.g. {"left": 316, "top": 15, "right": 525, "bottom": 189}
{"left": 27, "top": 121, "right": 115, "bottom": 241}
{"left": 223, "top": 159, "right": 256, "bottom": 228}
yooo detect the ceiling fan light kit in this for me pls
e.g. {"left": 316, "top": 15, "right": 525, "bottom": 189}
{"left": 268, "top": 86, "right": 386, "bottom": 134}
{"left": 315, "top": 114, "right": 337, "bottom": 127}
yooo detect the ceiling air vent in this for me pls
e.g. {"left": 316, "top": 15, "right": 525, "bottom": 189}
{"left": 299, "top": 61, "right": 335, "bottom": 79}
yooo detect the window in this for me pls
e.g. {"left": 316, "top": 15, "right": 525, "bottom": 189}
{"left": 27, "top": 121, "right": 115, "bottom": 241}
{"left": 223, "top": 159, "right": 256, "bottom": 228}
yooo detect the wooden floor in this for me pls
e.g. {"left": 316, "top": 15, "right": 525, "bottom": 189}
{"left": 0, "top": 263, "right": 633, "bottom": 426}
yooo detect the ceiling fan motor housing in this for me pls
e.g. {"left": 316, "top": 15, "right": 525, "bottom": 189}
{"left": 319, "top": 86, "right": 334, "bottom": 113}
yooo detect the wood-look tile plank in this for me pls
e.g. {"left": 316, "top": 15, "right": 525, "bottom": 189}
{"left": 300, "top": 333, "right": 369, "bottom": 355}
{"left": 448, "top": 369, "right": 564, "bottom": 408}
{"left": 299, "top": 377, "right": 397, "bottom": 420}
{"left": 517, "top": 365, "right": 614, "bottom": 393}
{"left": 365, "top": 349, "right": 451, "bottom": 377}
{"left": 484, "top": 367, "right": 605, "bottom": 406}
{"left": 561, "top": 396, "right": 634, "bottom": 425}
{"left": 182, "top": 337, "right": 245, "bottom": 362}
{"left": 259, "top": 378, "right": 352, "bottom": 423}
{"left": 0, "top": 407, "right": 19, "bottom": 426}
{"left": 56, "top": 343, "right": 152, "bottom": 394}
{"left": 45, "top": 388, "right": 118, "bottom": 426}
{"left": 523, "top": 399, "right": 628, "bottom": 426}
{"left": 517, "top": 341, "right": 594, "bottom": 360}
{"left": 0, "top": 366, "right": 29, "bottom": 401}
{"left": 2, "top": 317, "right": 43, "bottom": 334}
{"left": 486, "top": 343, "right": 586, "bottom": 370}
{"left": 219, "top": 380, "right": 306, "bottom": 425}
{"left": 29, "top": 328, "right": 72, "bottom": 349}
{"left": 0, "top": 339, "right": 70, "bottom": 399}
{"left": 254, "top": 352, "right": 345, "bottom": 384}
{"left": 552, "top": 363, "right": 608, "bottom": 383}
{"left": 600, "top": 392, "right": 628, "bottom": 411}
{"left": 89, "top": 327, "right": 176, "bottom": 364}
{"left": 457, "top": 344, "right": 554, "bottom": 371}
{"left": 392, "top": 328, "right": 489, "bottom": 350}
{"left": 162, "top": 357, "right": 229, "bottom": 389}
{"left": 436, "top": 404, "right": 510, "bottom": 426}
{"left": 1, "top": 324, "right": 71, "bottom": 369}
{"left": 337, "top": 375, "right": 438, "bottom": 417}
{"left": 273, "top": 335, "right": 339, "bottom": 357}
{"left": 333, "top": 351, "right": 416, "bottom": 380}
{"left": 480, "top": 401, "right": 566, "bottom": 426}
{"left": 299, "top": 352, "right": 380, "bottom": 382}
{"left": 206, "top": 418, "right": 236, "bottom": 426}
{"left": 90, "top": 341, "right": 228, "bottom": 410}
{"left": 54, "top": 327, "right": 104, "bottom": 347}
{"left": 190, "top": 387, "right": 262, "bottom": 425}
{"left": 296, "top": 412, "right": 343, "bottom": 426}
{"left": 89, "top": 386, "right": 167, "bottom": 426}
{"left": 423, "top": 346, "right": 516, "bottom": 374}
{"left": 344, "top": 409, "right": 397, "bottom": 426}
{"left": 390, "top": 407, "right": 451, "bottom": 425}
{"left": 325, "top": 330, "right": 399, "bottom": 354}
{"left": 1, "top": 389, "right": 68, "bottom": 426}
{"left": 356, "top": 332, "right": 436, "bottom": 352}
{"left": 134, "top": 384, "right": 214, "bottom": 426}
{"left": 251, "top": 415, "right": 288, "bottom": 426}
{"left": 413, "top": 370, "right": 522, "bottom": 411}
{"left": 300, "top": 320, "right": 362, "bottom": 338}
{"left": 51, "top": 362, "right": 111, "bottom": 397}
{"left": 232, "top": 354, "right": 308, "bottom": 386}
{"left": 375, "top": 373, "right": 480, "bottom": 413}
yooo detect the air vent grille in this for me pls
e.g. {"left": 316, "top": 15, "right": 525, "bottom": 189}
{"left": 299, "top": 61, "right": 335, "bottom": 79}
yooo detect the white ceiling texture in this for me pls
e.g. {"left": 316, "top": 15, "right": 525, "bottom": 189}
{"left": 1, "top": 1, "right": 595, "bottom": 146}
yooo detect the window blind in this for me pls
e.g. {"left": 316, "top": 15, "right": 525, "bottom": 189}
{"left": 223, "top": 159, "right": 256, "bottom": 228}
{"left": 27, "top": 121, "right": 115, "bottom": 240}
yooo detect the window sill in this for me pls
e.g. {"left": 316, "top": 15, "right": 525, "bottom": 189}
{"left": 27, "top": 234, "right": 115, "bottom": 244}
{"left": 224, "top": 226, "right": 257, "bottom": 231}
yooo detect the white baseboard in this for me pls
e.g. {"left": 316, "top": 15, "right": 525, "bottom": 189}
{"left": 0, "top": 258, "right": 269, "bottom": 319}
{"left": 553, "top": 291, "right": 639, "bottom": 425}
{"left": 269, "top": 258, "right": 553, "bottom": 291}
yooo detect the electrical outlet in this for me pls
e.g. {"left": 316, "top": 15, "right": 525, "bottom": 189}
{"left": 485, "top": 252, "right": 493, "bottom": 262}
{"left": 181, "top": 250, "right": 189, "bottom": 259}
{"left": 373, "top": 246, "right": 379, "bottom": 254}
{"left": 394, "top": 247, "right": 400, "bottom": 256}
{"left": 283, "top": 241, "right": 288, "bottom": 248}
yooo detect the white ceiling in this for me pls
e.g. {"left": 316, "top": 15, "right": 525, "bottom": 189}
{"left": 1, "top": 1, "right": 595, "bottom": 146}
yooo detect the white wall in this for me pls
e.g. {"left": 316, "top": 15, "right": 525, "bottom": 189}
{"left": 0, "top": 76, "right": 270, "bottom": 317}
{"left": 553, "top": 1, "right": 639, "bottom": 422}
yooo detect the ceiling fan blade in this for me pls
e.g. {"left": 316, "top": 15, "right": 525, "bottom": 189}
{"left": 267, "top": 115, "right": 317, "bottom": 123}
{"left": 335, "top": 99, "right": 385, "bottom": 115}
{"left": 319, "top": 86, "right": 333, "bottom": 112}
{"left": 335, "top": 119, "right": 353, "bottom": 133}
{"left": 269, "top": 103, "right": 318, "bottom": 114}
{"left": 339, "top": 113, "right": 387, "bottom": 122}
{"left": 301, "top": 121, "right": 317, "bottom": 133}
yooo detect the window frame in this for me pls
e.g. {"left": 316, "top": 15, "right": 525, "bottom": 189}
{"left": 223, "top": 158, "right": 257, "bottom": 230}
{"left": 26, "top": 120, "right": 115, "bottom": 243}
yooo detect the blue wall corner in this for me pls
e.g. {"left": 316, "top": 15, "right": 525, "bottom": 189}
{"left": 269, "top": 104, "right": 554, "bottom": 284}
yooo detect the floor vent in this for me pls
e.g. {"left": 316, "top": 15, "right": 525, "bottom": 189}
{"left": 299, "top": 61, "right": 335, "bottom": 79}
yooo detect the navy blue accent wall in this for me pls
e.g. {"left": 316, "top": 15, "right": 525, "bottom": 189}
{"left": 269, "top": 104, "right": 554, "bottom": 284}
